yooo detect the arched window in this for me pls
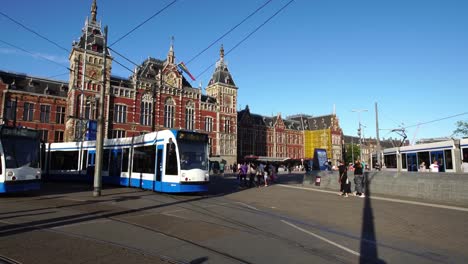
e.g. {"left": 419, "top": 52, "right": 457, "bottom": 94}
{"left": 140, "top": 93, "right": 153, "bottom": 126}
{"left": 164, "top": 97, "right": 175, "bottom": 128}
{"left": 84, "top": 96, "right": 97, "bottom": 120}
{"left": 185, "top": 101, "right": 194, "bottom": 130}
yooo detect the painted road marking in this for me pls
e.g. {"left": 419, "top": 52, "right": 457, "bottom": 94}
{"left": 282, "top": 220, "right": 360, "bottom": 257}
{"left": 278, "top": 184, "right": 468, "bottom": 212}
{"left": 235, "top": 202, "right": 259, "bottom": 211}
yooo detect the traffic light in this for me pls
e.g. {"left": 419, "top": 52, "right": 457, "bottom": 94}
{"left": 357, "top": 128, "right": 361, "bottom": 137}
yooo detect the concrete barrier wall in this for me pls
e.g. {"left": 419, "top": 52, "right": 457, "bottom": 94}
{"left": 303, "top": 171, "right": 468, "bottom": 205}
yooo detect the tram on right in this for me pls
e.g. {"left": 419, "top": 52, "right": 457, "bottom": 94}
{"left": 378, "top": 138, "right": 468, "bottom": 173}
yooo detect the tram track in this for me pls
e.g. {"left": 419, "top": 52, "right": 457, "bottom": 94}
{"left": 0, "top": 255, "right": 22, "bottom": 264}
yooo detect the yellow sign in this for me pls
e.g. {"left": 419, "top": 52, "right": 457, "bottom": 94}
{"left": 304, "top": 129, "right": 331, "bottom": 159}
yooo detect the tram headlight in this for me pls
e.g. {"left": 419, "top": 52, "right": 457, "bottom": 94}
{"left": 7, "top": 171, "right": 14, "bottom": 177}
{"left": 182, "top": 173, "right": 186, "bottom": 177}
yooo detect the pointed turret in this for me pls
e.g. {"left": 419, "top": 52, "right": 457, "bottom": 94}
{"left": 91, "top": 0, "right": 97, "bottom": 22}
{"left": 167, "top": 36, "right": 175, "bottom": 65}
{"left": 208, "top": 44, "right": 235, "bottom": 86}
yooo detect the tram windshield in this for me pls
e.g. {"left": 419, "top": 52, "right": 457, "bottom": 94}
{"left": 1, "top": 135, "right": 40, "bottom": 168}
{"left": 178, "top": 141, "right": 208, "bottom": 171}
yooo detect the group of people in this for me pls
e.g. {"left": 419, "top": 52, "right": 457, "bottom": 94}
{"left": 237, "top": 162, "right": 276, "bottom": 188}
{"left": 338, "top": 159, "right": 366, "bottom": 198}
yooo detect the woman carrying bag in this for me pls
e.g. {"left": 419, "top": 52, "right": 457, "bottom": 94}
{"left": 338, "top": 160, "right": 351, "bottom": 197}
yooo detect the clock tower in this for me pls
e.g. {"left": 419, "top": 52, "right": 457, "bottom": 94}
{"left": 206, "top": 45, "right": 238, "bottom": 165}
{"left": 65, "top": 0, "right": 112, "bottom": 141}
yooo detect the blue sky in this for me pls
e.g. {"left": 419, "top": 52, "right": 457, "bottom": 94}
{"left": 1, "top": 0, "right": 467, "bottom": 143}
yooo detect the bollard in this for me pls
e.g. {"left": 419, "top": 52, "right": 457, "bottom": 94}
{"left": 315, "top": 175, "right": 321, "bottom": 186}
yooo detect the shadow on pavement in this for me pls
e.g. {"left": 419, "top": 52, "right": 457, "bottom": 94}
{"left": 360, "top": 172, "right": 386, "bottom": 264}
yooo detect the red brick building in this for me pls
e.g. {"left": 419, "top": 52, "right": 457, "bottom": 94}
{"left": 0, "top": 0, "right": 238, "bottom": 165}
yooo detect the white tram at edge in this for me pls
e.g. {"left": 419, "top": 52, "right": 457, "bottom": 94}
{"left": 45, "top": 129, "right": 210, "bottom": 193}
{"left": 0, "top": 125, "right": 41, "bottom": 193}
{"left": 382, "top": 138, "right": 468, "bottom": 172}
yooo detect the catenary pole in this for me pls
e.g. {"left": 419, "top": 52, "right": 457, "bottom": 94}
{"left": 375, "top": 102, "right": 381, "bottom": 168}
{"left": 93, "top": 26, "right": 107, "bottom": 197}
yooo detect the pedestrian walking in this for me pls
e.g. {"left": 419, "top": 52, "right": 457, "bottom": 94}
{"left": 353, "top": 160, "right": 365, "bottom": 197}
{"left": 240, "top": 163, "right": 248, "bottom": 187}
{"left": 248, "top": 163, "right": 257, "bottom": 188}
{"left": 338, "top": 160, "right": 351, "bottom": 197}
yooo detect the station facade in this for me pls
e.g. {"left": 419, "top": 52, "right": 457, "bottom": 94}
{"left": 0, "top": 0, "right": 346, "bottom": 167}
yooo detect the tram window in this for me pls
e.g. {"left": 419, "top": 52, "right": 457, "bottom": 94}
{"left": 165, "top": 142, "right": 178, "bottom": 175}
{"left": 444, "top": 150, "right": 453, "bottom": 170}
{"left": 50, "top": 151, "right": 79, "bottom": 170}
{"left": 417, "top": 152, "right": 429, "bottom": 170}
{"left": 132, "top": 146, "right": 155, "bottom": 174}
{"left": 103, "top": 150, "right": 110, "bottom": 171}
{"left": 0, "top": 156, "right": 2, "bottom": 174}
{"left": 122, "top": 148, "right": 129, "bottom": 172}
{"left": 384, "top": 154, "right": 397, "bottom": 168}
{"left": 401, "top": 154, "right": 407, "bottom": 169}
{"left": 407, "top": 153, "right": 418, "bottom": 172}
{"left": 463, "top": 148, "right": 468, "bottom": 162}
{"left": 81, "top": 150, "right": 88, "bottom": 170}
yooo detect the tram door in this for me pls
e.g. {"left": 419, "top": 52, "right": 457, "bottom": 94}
{"left": 430, "top": 151, "right": 445, "bottom": 172}
{"left": 154, "top": 146, "right": 163, "bottom": 192}
{"left": 86, "top": 151, "right": 96, "bottom": 181}
{"left": 109, "top": 149, "right": 122, "bottom": 185}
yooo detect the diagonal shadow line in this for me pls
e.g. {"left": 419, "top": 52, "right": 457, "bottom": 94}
{"left": 0, "top": 191, "right": 155, "bottom": 216}
{"left": 360, "top": 172, "right": 386, "bottom": 264}
{"left": 0, "top": 210, "right": 108, "bottom": 237}
{"left": 0, "top": 190, "right": 229, "bottom": 238}
{"left": 0, "top": 211, "right": 56, "bottom": 221}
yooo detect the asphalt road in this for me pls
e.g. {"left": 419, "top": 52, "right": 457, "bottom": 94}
{"left": 0, "top": 173, "right": 467, "bottom": 264}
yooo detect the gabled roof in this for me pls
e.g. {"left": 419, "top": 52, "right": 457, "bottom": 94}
{"left": 208, "top": 45, "right": 236, "bottom": 87}
{"left": 0, "top": 70, "right": 68, "bottom": 97}
{"left": 201, "top": 94, "right": 217, "bottom": 104}
{"left": 288, "top": 114, "right": 334, "bottom": 130}
{"left": 132, "top": 57, "right": 192, "bottom": 88}
{"left": 237, "top": 106, "right": 302, "bottom": 130}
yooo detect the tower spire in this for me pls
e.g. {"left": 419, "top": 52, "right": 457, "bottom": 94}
{"left": 167, "top": 36, "right": 175, "bottom": 64}
{"left": 220, "top": 44, "right": 225, "bottom": 62}
{"left": 91, "top": 0, "right": 98, "bottom": 22}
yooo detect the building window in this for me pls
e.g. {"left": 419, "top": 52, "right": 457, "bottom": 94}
{"left": 23, "top": 102, "right": 34, "bottom": 121}
{"left": 111, "top": 130, "right": 126, "bottom": 139}
{"left": 40, "top": 105, "right": 51, "bottom": 123}
{"left": 114, "top": 105, "right": 127, "bottom": 123}
{"left": 224, "top": 119, "right": 231, "bottom": 133}
{"left": 54, "top": 131, "right": 64, "bottom": 142}
{"left": 185, "top": 101, "right": 194, "bottom": 130}
{"left": 164, "top": 98, "right": 175, "bottom": 128}
{"left": 140, "top": 94, "right": 152, "bottom": 126}
{"left": 56, "top": 106, "right": 65, "bottom": 124}
{"left": 205, "top": 117, "right": 213, "bottom": 132}
{"left": 39, "top": 130, "right": 49, "bottom": 142}
{"left": 5, "top": 99, "right": 17, "bottom": 120}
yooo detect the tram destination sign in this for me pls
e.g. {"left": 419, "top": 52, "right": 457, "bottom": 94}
{"left": 177, "top": 131, "right": 209, "bottom": 142}
{"left": 0, "top": 126, "right": 39, "bottom": 138}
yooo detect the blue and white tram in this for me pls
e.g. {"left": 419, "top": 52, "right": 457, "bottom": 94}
{"left": 45, "top": 129, "right": 210, "bottom": 193}
{"left": 0, "top": 125, "right": 41, "bottom": 193}
{"left": 461, "top": 138, "right": 468, "bottom": 164}
{"left": 399, "top": 140, "right": 457, "bottom": 172}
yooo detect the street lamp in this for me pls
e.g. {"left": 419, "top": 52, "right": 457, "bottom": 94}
{"left": 352, "top": 109, "right": 368, "bottom": 162}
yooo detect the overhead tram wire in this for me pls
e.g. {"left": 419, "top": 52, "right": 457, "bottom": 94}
{"left": 0, "top": 39, "right": 70, "bottom": 70}
{"left": 403, "top": 112, "right": 468, "bottom": 129}
{"left": 185, "top": 0, "right": 273, "bottom": 66}
{"left": 195, "top": 0, "right": 295, "bottom": 79}
{"left": 108, "top": 47, "right": 140, "bottom": 67}
{"left": 0, "top": 11, "right": 69, "bottom": 54}
{"left": 109, "top": 0, "right": 177, "bottom": 47}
